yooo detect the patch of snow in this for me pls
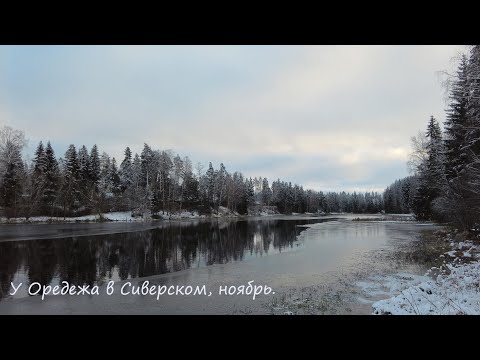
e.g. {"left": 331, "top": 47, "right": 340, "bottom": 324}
{"left": 103, "top": 212, "right": 143, "bottom": 221}
{"left": 163, "top": 211, "right": 206, "bottom": 220}
{"left": 452, "top": 241, "right": 474, "bottom": 251}
{"left": 372, "top": 261, "right": 480, "bottom": 315}
{"left": 357, "top": 273, "right": 429, "bottom": 300}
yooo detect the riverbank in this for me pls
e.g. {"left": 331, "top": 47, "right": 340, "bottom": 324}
{"left": 352, "top": 214, "right": 416, "bottom": 222}
{"left": 0, "top": 209, "right": 371, "bottom": 225}
{"left": 0, "top": 207, "right": 251, "bottom": 224}
{"left": 372, "top": 228, "right": 480, "bottom": 315}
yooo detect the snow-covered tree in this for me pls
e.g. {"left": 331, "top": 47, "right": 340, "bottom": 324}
{"left": 43, "top": 141, "right": 59, "bottom": 215}
{"left": 119, "top": 146, "right": 133, "bottom": 192}
{"left": 89, "top": 144, "right": 100, "bottom": 187}
{"left": 0, "top": 126, "right": 26, "bottom": 216}
{"left": 33, "top": 141, "right": 47, "bottom": 174}
{"left": 60, "top": 144, "right": 80, "bottom": 216}
{"left": 412, "top": 116, "right": 445, "bottom": 220}
{"left": 99, "top": 151, "right": 111, "bottom": 194}
{"left": 78, "top": 145, "right": 90, "bottom": 186}
{"left": 205, "top": 162, "right": 215, "bottom": 206}
{"left": 444, "top": 55, "right": 470, "bottom": 179}
{"left": 109, "top": 158, "right": 121, "bottom": 194}
{"left": 261, "top": 177, "right": 272, "bottom": 206}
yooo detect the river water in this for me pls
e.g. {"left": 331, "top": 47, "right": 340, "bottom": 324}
{"left": 0, "top": 215, "right": 441, "bottom": 314}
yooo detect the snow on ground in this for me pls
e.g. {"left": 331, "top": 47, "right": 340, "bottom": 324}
{"left": 0, "top": 212, "right": 146, "bottom": 223}
{"left": 102, "top": 212, "right": 144, "bottom": 221}
{"left": 370, "top": 240, "right": 480, "bottom": 315}
{"left": 357, "top": 273, "right": 430, "bottom": 299}
{"left": 213, "top": 206, "right": 240, "bottom": 218}
{"left": 381, "top": 214, "right": 416, "bottom": 221}
{"left": 350, "top": 214, "right": 418, "bottom": 223}
{"left": 160, "top": 211, "right": 207, "bottom": 220}
{"left": 0, "top": 209, "right": 227, "bottom": 223}
{"left": 372, "top": 261, "right": 480, "bottom": 315}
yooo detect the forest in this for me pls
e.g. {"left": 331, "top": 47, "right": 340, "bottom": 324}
{"left": 384, "top": 45, "right": 480, "bottom": 231}
{"left": 0, "top": 127, "right": 383, "bottom": 219}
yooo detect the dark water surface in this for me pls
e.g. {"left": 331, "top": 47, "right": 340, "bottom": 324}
{"left": 0, "top": 216, "right": 439, "bottom": 314}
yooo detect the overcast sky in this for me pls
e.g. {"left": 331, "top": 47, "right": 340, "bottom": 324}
{"left": 0, "top": 45, "right": 468, "bottom": 192}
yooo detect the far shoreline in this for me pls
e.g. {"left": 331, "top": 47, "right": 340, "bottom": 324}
{"left": 0, "top": 212, "right": 416, "bottom": 226}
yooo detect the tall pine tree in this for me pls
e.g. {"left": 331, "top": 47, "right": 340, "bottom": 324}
{"left": 444, "top": 55, "right": 469, "bottom": 179}
{"left": 89, "top": 144, "right": 100, "bottom": 187}
{"left": 61, "top": 145, "right": 80, "bottom": 215}
{"left": 412, "top": 116, "right": 444, "bottom": 220}
{"left": 43, "top": 141, "right": 59, "bottom": 215}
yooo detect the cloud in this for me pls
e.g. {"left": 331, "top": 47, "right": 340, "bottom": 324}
{"left": 0, "top": 45, "right": 469, "bottom": 192}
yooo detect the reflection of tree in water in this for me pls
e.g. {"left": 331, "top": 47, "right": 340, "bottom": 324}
{"left": 56, "top": 237, "right": 99, "bottom": 286}
{"left": 0, "top": 219, "right": 314, "bottom": 298}
{"left": 26, "top": 239, "right": 57, "bottom": 290}
{"left": 0, "top": 242, "right": 22, "bottom": 299}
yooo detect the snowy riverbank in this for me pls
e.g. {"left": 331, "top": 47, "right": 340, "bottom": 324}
{"left": 0, "top": 210, "right": 228, "bottom": 224}
{"left": 371, "top": 233, "right": 480, "bottom": 315}
{"left": 1, "top": 211, "right": 146, "bottom": 224}
{"left": 0, "top": 206, "right": 285, "bottom": 224}
{"left": 0, "top": 211, "right": 405, "bottom": 225}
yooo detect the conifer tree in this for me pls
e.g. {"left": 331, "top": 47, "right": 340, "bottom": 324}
{"left": 43, "top": 141, "right": 59, "bottom": 215}
{"left": 89, "top": 144, "right": 100, "bottom": 186}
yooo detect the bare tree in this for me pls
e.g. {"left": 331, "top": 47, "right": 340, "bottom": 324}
{"left": 0, "top": 126, "right": 27, "bottom": 217}
{"left": 0, "top": 125, "right": 27, "bottom": 174}
{"left": 407, "top": 131, "right": 429, "bottom": 174}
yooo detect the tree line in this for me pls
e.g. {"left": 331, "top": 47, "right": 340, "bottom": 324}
{"left": 384, "top": 45, "right": 480, "bottom": 230}
{"left": 0, "top": 128, "right": 384, "bottom": 219}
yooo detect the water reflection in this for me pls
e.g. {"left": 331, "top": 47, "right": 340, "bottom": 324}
{"left": 0, "top": 219, "right": 318, "bottom": 300}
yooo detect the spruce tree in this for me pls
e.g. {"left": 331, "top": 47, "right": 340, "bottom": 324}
{"left": 412, "top": 116, "right": 444, "bottom": 220}
{"left": 444, "top": 55, "right": 469, "bottom": 179}
{"left": 140, "top": 143, "right": 154, "bottom": 189}
{"left": 121, "top": 147, "right": 132, "bottom": 168}
{"left": 43, "top": 141, "right": 59, "bottom": 215}
{"left": 61, "top": 144, "right": 80, "bottom": 214}
{"left": 206, "top": 162, "right": 215, "bottom": 206}
{"left": 78, "top": 145, "right": 90, "bottom": 184}
{"left": 99, "top": 152, "right": 111, "bottom": 193}
{"left": 32, "top": 141, "right": 47, "bottom": 210}
{"left": 216, "top": 163, "right": 226, "bottom": 209}
{"left": 89, "top": 144, "right": 100, "bottom": 186}
{"left": 463, "top": 45, "right": 480, "bottom": 224}
{"left": 109, "top": 158, "right": 121, "bottom": 194}
{"left": 246, "top": 177, "right": 255, "bottom": 207}
{"left": 465, "top": 45, "right": 480, "bottom": 157}
{"left": 65, "top": 145, "right": 79, "bottom": 179}
{"left": 261, "top": 177, "right": 272, "bottom": 206}
{"left": 119, "top": 147, "right": 133, "bottom": 193}
{"left": 33, "top": 141, "right": 46, "bottom": 175}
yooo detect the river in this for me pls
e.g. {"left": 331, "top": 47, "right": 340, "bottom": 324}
{"left": 0, "top": 214, "right": 441, "bottom": 314}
